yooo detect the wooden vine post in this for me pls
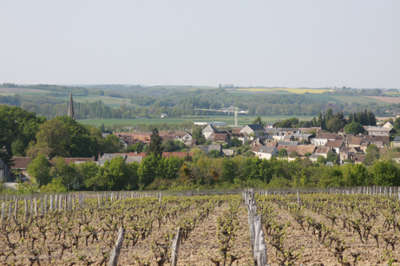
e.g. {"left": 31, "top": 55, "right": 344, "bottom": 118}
{"left": 108, "top": 227, "right": 125, "bottom": 266}
{"left": 243, "top": 189, "right": 268, "bottom": 266}
{"left": 171, "top": 227, "right": 182, "bottom": 266}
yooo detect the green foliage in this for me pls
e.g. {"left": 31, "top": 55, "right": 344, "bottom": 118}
{"left": 76, "top": 161, "right": 100, "bottom": 190}
{"left": 16, "top": 182, "right": 40, "bottom": 194}
{"left": 221, "top": 158, "right": 237, "bottom": 182}
{"left": 27, "top": 154, "right": 51, "bottom": 186}
{"left": 162, "top": 140, "right": 186, "bottom": 152}
{"left": 341, "top": 164, "right": 371, "bottom": 186}
{"left": 50, "top": 157, "right": 80, "bottom": 190}
{"left": 274, "top": 117, "right": 301, "bottom": 128}
{"left": 208, "top": 150, "right": 222, "bottom": 158}
{"left": 148, "top": 128, "right": 163, "bottom": 157}
{"left": 252, "top": 116, "right": 265, "bottom": 127}
{"left": 158, "top": 157, "right": 184, "bottom": 180}
{"left": 101, "top": 134, "right": 123, "bottom": 153}
{"left": 364, "top": 144, "right": 380, "bottom": 165}
{"left": 138, "top": 154, "right": 160, "bottom": 189}
{"left": 326, "top": 151, "right": 339, "bottom": 163}
{"left": 192, "top": 126, "right": 206, "bottom": 145}
{"left": 0, "top": 105, "right": 45, "bottom": 165}
{"left": 278, "top": 149, "right": 288, "bottom": 157}
{"left": 40, "top": 177, "right": 67, "bottom": 193}
{"left": 370, "top": 160, "right": 400, "bottom": 186}
{"left": 317, "top": 156, "right": 327, "bottom": 164}
{"left": 326, "top": 116, "right": 346, "bottom": 133}
{"left": 85, "top": 157, "right": 138, "bottom": 190}
{"left": 127, "top": 142, "right": 146, "bottom": 153}
{"left": 31, "top": 116, "right": 101, "bottom": 158}
{"left": 344, "top": 122, "right": 364, "bottom": 135}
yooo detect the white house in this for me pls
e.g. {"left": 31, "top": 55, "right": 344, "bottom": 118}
{"left": 202, "top": 124, "right": 218, "bottom": 140}
{"left": 253, "top": 146, "right": 278, "bottom": 160}
{"left": 363, "top": 126, "right": 392, "bottom": 137}
{"left": 240, "top": 124, "right": 265, "bottom": 140}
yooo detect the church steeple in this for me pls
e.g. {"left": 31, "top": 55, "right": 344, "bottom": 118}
{"left": 67, "top": 92, "right": 75, "bottom": 119}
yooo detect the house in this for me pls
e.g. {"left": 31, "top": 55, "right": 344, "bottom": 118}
{"left": 114, "top": 132, "right": 151, "bottom": 144}
{"left": 326, "top": 139, "right": 344, "bottom": 153}
{"left": 363, "top": 126, "right": 392, "bottom": 137}
{"left": 11, "top": 157, "right": 33, "bottom": 180}
{"left": 299, "top": 127, "right": 321, "bottom": 134}
{"left": 159, "top": 131, "right": 187, "bottom": 141}
{"left": 202, "top": 124, "right": 218, "bottom": 140}
{"left": 277, "top": 144, "right": 316, "bottom": 158}
{"left": 313, "top": 146, "right": 331, "bottom": 158}
{"left": 222, "top": 149, "right": 235, "bottom": 157}
{"left": 98, "top": 153, "right": 131, "bottom": 166}
{"left": 392, "top": 136, "right": 400, "bottom": 148}
{"left": 277, "top": 141, "right": 298, "bottom": 146}
{"left": 178, "top": 132, "right": 193, "bottom": 146}
{"left": 364, "top": 135, "right": 390, "bottom": 148}
{"left": 253, "top": 146, "right": 278, "bottom": 160}
{"left": 353, "top": 154, "right": 366, "bottom": 164}
{"left": 58, "top": 157, "right": 95, "bottom": 165}
{"left": 339, "top": 147, "right": 350, "bottom": 163}
{"left": 311, "top": 133, "right": 342, "bottom": 146}
{"left": 240, "top": 124, "right": 265, "bottom": 140}
{"left": 98, "top": 152, "right": 192, "bottom": 166}
{"left": 294, "top": 145, "right": 316, "bottom": 157}
{"left": 210, "top": 132, "right": 230, "bottom": 143}
{"left": 198, "top": 144, "right": 222, "bottom": 154}
{"left": 346, "top": 136, "right": 362, "bottom": 148}
{"left": 207, "top": 144, "right": 222, "bottom": 153}
{"left": 383, "top": 122, "right": 394, "bottom": 130}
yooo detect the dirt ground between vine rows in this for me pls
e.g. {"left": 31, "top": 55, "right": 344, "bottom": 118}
{"left": 178, "top": 203, "right": 253, "bottom": 266}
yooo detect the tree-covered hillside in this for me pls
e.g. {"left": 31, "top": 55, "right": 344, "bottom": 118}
{"left": 1, "top": 83, "right": 400, "bottom": 120}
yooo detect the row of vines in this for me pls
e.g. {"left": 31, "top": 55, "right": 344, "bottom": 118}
{"left": 1, "top": 191, "right": 400, "bottom": 265}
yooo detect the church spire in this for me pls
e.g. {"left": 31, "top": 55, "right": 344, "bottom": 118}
{"left": 67, "top": 92, "right": 75, "bottom": 119}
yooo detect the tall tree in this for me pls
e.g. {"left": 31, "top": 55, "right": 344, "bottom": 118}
{"left": 27, "top": 154, "right": 51, "bottom": 186}
{"left": 148, "top": 128, "right": 163, "bottom": 157}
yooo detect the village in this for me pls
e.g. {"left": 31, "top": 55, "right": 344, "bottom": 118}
{"left": 113, "top": 119, "right": 398, "bottom": 165}
{"left": 3, "top": 116, "right": 398, "bottom": 183}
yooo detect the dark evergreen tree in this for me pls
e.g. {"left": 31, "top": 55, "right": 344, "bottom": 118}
{"left": 148, "top": 128, "right": 163, "bottom": 157}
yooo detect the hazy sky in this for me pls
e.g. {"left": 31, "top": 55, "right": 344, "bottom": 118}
{"left": 0, "top": 0, "right": 399, "bottom": 88}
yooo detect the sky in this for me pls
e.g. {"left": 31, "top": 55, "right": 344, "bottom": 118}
{"left": 0, "top": 0, "right": 399, "bottom": 88}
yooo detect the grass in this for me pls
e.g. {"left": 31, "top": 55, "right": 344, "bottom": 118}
{"left": 74, "top": 95, "right": 132, "bottom": 107}
{"left": 236, "top": 87, "right": 331, "bottom": 94}
{"left": 331, "top": 95, "right": 381, "bottom": 104}
{"left": 79, "top": 115, "right": 313, "bottom": 128}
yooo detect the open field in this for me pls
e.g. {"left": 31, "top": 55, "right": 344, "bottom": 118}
{"left": 0, "top": 87, "right": 49, "bottom": 96}
{"left": 74, "top": 95, "right": 132, "bottom": 107}
{"left": 330, "top": 95, "right": 382, "bottom": 105}
{"left": 1, "top": 191, "right": 399, "bottom": 265}
{"left": 236, "top": 87, "right": 332, "bottom": 94}
{"left": 79, "top": 115, "right": 313, "bottom": 128}
{"left": 367, "top": 96, "right": 400, "bottom": 104}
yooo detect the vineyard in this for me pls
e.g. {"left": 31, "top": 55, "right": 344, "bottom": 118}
{"left": 1, "top": 188, "right": 400, "bottom": 265}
